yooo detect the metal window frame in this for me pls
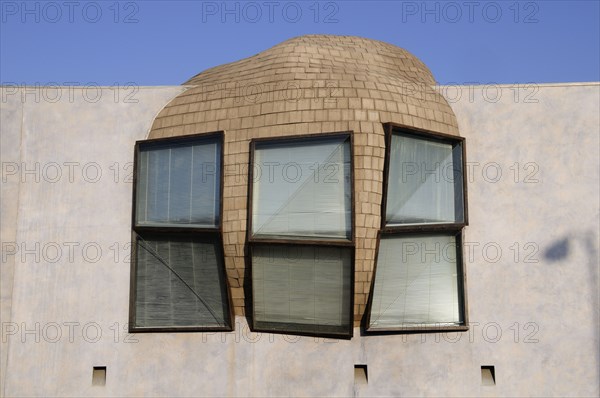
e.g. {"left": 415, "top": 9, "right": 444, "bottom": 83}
{"left": 246, "top": 131, "right": 355, "bottom": 339}
{"left": 363, "top": 123, "right": 469, "bottom": 335}
{"left": 128, "top": 131, "right": 234, "bottom": 333}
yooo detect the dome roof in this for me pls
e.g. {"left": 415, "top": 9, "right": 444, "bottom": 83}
{"left": 184, "top": 35, "right": 437, "bottom": 87}
{"left": 149, "top": 34, "right": 458, "bottom": 139}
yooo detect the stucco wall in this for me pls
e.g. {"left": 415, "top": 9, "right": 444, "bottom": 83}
{"left": 0, "top": 83, "right": 598, "bottom": 397}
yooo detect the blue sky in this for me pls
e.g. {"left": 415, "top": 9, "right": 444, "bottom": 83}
{"left": 1, "top": 0, "right": 599, "bottom": 86}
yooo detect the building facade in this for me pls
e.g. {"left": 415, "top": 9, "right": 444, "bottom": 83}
{"left": 1, "top": 36, "right": 599, "bottom": 397}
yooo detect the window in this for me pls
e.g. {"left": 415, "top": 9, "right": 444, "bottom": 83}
{"left": 129, "top": 132, "right": 233, "bottom": 332}
{"left": 365, "top": 124, "right": 468, "bottom": 332}
{"left": 248, "top": 132, "right": 354, "bottom": 338}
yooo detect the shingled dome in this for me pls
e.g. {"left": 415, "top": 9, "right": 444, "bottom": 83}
{"left": 146, "top": 34, "right": 460, "bottom": 327}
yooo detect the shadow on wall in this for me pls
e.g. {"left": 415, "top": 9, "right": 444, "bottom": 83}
{"left": 544, "top": 231, "right": 599, "bottom": 265}
{"left": 544, "top": 230, "right": 600, "bottom": 375}
{"left": 544, "top": 238, "right": 570, "bottom": 261}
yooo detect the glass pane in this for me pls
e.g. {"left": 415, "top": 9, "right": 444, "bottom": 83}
{"left": 368, "top": 234, "right": 462, "bottom": 329}
{"left": 386, "top": 133, "right": 464, "bottom": 225}
{"left": 134, "top": 234, "right": 230, "bottom": 328}
{"left": 252, "top": 245, "right": 352, "bottom": 336}
{"left": 252, "top": 136, "right": 351, "bottom": 240}
{"left": 136, "top": 137, "right": 221, "bottom": 228}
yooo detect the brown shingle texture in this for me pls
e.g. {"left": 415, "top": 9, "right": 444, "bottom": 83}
{"left": 147, "top": 34, "right": 460, "bottom": 326}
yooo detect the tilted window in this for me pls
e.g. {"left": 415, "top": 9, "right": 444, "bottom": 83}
{"left": 129, "top": 132, "right": 233, "bottom": 332}
{"left": 248, "top": 133, "right": 354, "bottom": 338}
{"left": 365, "top": 124, "right": 468, "bottom": 332}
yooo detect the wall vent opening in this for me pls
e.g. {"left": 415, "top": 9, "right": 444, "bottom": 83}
{"left": 354, "top": 364, "right": 368, "bottom": 384}
{"left": 481, "top": 365, "right": 495, "bottom": 386}
{"left": 92, "top": 366, "right": 106, "bottom": 386}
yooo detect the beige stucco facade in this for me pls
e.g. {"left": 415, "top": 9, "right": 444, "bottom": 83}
{"left": 0, "top": 35, "right": 598, "bottom": 397}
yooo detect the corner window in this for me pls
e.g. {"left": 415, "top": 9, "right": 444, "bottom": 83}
{"left": 365, "top": 124, "right": 468, "bottom": 332}
{"left": 248, "top": 133, "right": 354, "bottom": 338}
{"left": 129, "top": 132, "right": 233, "bottom": 332}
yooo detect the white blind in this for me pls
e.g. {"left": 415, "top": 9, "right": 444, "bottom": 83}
{"left": 386, "top": 133, "right": 463, "bottom": 225}
{"left": 252, "top": 245, "right": 352, "bottom": 334}
{"left": 134, "top": 236, "right": 229, "bottom": 328}
{"left": 252, "top": 136, "right": 351, "bottom": 239}
{"left": 369, "top": 235, "right": 461, "bottom": 329}
{"left": 136, "top": 139, "right": 220, "bottom": 228}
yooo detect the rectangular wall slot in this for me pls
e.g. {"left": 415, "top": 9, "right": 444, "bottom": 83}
{"left": 354, "top": 364, "right": 368, "bottom": 384}
{"left": 92, "top": 366, "right": 106, "bottom": 386}
{"left": 481, "top": 365, "right": 495, "bottom": 386}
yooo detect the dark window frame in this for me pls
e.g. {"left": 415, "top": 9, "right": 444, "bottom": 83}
{"left": 247, "top": 131, "right": 356, "bottom": 339}
{"left": 128, "top": 131, "right": 234, "bottom": 333}
{"left": 363, "top": 123, "right": 469, "bottom": 334}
